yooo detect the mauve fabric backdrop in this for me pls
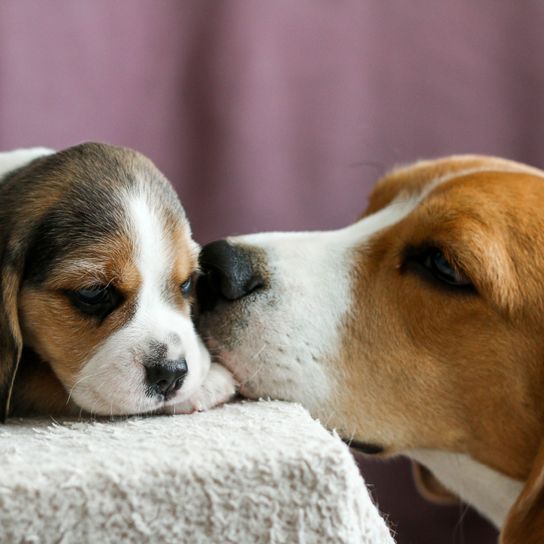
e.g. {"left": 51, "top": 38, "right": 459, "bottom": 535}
{"left": 2, "top": 1, "right": 543, "bottom": 542}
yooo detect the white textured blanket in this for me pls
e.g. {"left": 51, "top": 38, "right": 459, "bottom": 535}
{"left": 0, "top": 401, "right": 393, "bottom": 543}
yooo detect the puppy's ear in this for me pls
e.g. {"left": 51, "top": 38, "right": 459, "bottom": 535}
{"left": 0, "top": 245, "right": 24, "bottom": 422}
{"left": 501, "top": 439, "right": 544, "bottom": 544}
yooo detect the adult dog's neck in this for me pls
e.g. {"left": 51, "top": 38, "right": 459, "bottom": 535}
{"left": 407, "top": 449, "right": 524, "bottom": 528}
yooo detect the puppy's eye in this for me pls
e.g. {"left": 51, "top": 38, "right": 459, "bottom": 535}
{"left": 66, "top": 285, "right": 120, "bottom": 318}
{"left": 180, "top": 277, "right": 193, "bottom": 297}
{"left": 75, "top": 286, "right": 110, "bottom": 305}
{"left": 423, "top": 250, "right": 472, "bottom": 287}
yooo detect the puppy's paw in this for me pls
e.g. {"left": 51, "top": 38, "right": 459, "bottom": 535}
{"left": 166, "top": 363, "right": 237, "bottom": 414}
{"left": 189, "top": 363, "right": 238, "bottom": 411}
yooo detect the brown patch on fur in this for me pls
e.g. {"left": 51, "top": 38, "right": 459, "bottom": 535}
{"left": 335, "top": 160, "right": 544, "bottom": 485}
{"left": 365, "top": 155, "right": 544, "bottom": 216}
{"left": 11, "top": 349, "right": 78, "bottom": 416}
{"left": 17, "top": 233, "right": 141, "bottom": 391}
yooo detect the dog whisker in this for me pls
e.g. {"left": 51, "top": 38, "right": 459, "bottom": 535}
{"left": 66, "top": 367, "right": 113, "bottom": 406}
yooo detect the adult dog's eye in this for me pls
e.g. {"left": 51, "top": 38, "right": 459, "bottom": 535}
{"left": 66, "top": 285, "right": 120, "bottom": 317}
{"left": 424, "top": 250, "right": 471, "bottom": 287}
{"left": 180, "top": 277, "right": 193, "bottom": 297}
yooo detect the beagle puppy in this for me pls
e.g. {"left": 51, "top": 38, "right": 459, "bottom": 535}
{"left": 0, "top": 143, "right": 235, "bottom": 420}
{"left": 197, "top": 155, "right": 544, "bottom": 543}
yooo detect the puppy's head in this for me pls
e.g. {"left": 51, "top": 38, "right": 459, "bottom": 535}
{"left": 0, "top": 143, "right": 209, "bottom": 418}
{"left": 197, "top": 155, "right": 544, "bottom": 483}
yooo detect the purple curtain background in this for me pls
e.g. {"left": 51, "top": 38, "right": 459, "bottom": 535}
{"left": 3, "top": 1, "right": 544, "bottom": 542}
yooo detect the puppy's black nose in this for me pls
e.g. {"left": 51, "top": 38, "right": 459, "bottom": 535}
{"left": 145, "top": 359, "right": 188, "bottom": 399}
{"left": 198, "top": 240, "right": 264, "bottom": 311}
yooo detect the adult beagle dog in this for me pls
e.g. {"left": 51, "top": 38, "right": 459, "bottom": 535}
{"left": 0, "top": 143, "right": 235, "bottom": 421}
{"left": 197, "top": 155, "right": 544, "bottom": 543}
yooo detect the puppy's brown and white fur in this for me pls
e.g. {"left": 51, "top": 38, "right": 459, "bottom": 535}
{"left": 198, "top": 155, "right": 544, "bottom": 543}
{"left": 0, "top": 143, "right": 235, "bottom": 420}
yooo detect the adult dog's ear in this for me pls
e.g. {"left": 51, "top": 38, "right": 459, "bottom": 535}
{"left": 501, "top": 439, "right": 544, "bottom": 543}
{"left": 0, "top": 240, "right": 24, "bottom": 422}
{"left": 362, "top": 155, "right": 513, "bottom": 218}
{"left": 361, "top": 157, "right": 460, "bottom": 217}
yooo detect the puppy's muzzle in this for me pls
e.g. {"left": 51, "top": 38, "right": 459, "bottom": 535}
{"left": 197, "top": 240, "right": 264, "bottom": 312}
{"left": 145, "top": 358, "right": 188, "bottom": 400}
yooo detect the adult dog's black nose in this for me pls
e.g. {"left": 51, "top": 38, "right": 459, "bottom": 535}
{"left": 145, "top": 359, "right": 188, "bottom": 399}
{"left": 197, "top": 240, "right": 264, "bottom": 311}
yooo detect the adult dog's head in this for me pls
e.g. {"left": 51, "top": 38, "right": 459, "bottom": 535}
{"left": 0, "top": 143, "right": 210, "bottom": 419}
{"left": 198, "top": 155, "right": 544, "bottom": 542}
